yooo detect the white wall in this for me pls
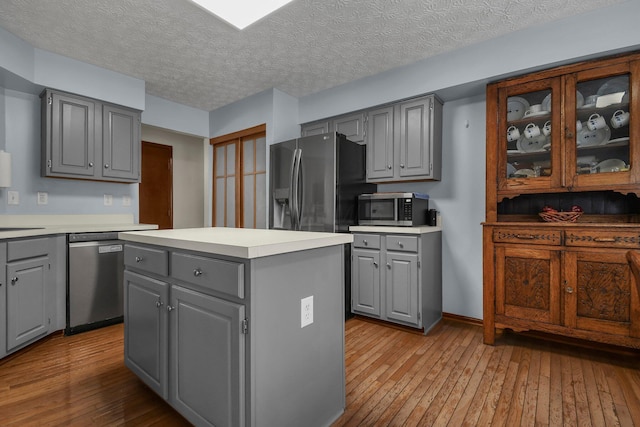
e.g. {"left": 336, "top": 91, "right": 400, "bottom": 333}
{"left": 141, "top": 125, "right": 207, "bottom": 228}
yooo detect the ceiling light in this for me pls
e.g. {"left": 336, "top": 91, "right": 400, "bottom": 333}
{"left": 190, "top": 0, "right": 294, "bottom": 30}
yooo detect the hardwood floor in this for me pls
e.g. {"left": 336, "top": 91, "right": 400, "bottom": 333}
{"left": 1, "top": 318, "right": 639, "bottom": 426}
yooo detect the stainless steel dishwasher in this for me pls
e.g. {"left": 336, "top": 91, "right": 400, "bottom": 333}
{"left": 67, "top": 232, "right": 124, "bottom": 335}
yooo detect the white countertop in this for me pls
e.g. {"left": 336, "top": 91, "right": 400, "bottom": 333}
{"left": 0, "top": 214, "right": 157, "bottom": 239}
{"left": 119, "top": 227, "right": 353, "bottom": 259}
{"left": 349, "top": 225, "right": 442, "bottom": 234}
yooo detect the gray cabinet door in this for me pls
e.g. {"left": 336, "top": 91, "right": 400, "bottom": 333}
{"left": 102, "top": 104, "right": 140, "bottom": 181}
{"left": 399, "top": 97, "right": 432, "bottom": 178}
{"left": 47, "top": 91, "right": 97, "bottom": 178}
{"left": 301, "top": 120, "right": 330, "bottom": 137}
{"left": 332, "top": 112, "right": 365, "bottom": 143}
{"left": 124, "top": 270, "right": 169, "bottom": 399}
{"left": 170, "top": 285, "right": 245, "bottom": 427}
{"left": 0, "top": 243, "right": 6, "bottom": 358}
{"left": 6, "top": 256, "right": 49, "bottom": 351}
{"left": 352, "top": 248, "right": 381, "bottom": 316}
{"left": 366, "top": 106, "right": 394, "bottom": 180}
{"left": 385, "top": 251, "right": 419, "bottom": 326}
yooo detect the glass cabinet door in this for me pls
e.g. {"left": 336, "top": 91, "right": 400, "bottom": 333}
{"left": 569, "top": 62, "right": 636, "bottom": 188}
{"left": 498, "top": 78, "right": 561, "bottom": 192}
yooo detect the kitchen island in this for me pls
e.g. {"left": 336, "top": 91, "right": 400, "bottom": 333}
{"left": 118, "top": 227, "right": 351, "bottom": 427}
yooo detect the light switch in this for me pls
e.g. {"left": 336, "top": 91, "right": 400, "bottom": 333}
{"left": 122, "top": 195, "right": 131, "bottom": 206}
{"left": 104, "top": 194, "right": 113, "bottom": 206}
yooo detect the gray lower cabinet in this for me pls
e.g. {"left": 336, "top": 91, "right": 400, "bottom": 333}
{"left": 41, "top": 89, "right": 141, "bottom": 183}
{"left": 1, "top": 237, "right": 56, "bottom": 357}
{"left": 123, "top": 242, "right": 345, "bottom": 427}
{"left": 351, "top": 231, "right": 442, "bottom": 333}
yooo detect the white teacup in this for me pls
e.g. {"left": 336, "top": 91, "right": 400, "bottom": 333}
{"left": 576, "top": 120, "right": 583, "bottom": 132}
{"left": 587, "top": 113, "right": 607, "bottom": 131}
{"left": 524, "top": 123, "right": 541, "bottom": 139}
{"left": 542, "top": 120, "right": 551, "bottom": 137}
{"left": 507, "top": 125, "right": 521, "bottom": 142}
{"left": 523, "top": 104, "right": 544, "bottom": 117}
{"left": 611, "top": 110, "right": 630, "bottom": 129}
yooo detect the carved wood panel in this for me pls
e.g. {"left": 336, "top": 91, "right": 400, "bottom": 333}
{"left": 504, "top": 257, "right": 551, "bottom": 311}
{"left": 576, "top": 260, "right": 630, "bottom": 323}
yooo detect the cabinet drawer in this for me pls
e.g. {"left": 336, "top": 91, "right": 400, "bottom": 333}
{"left": 171, "top": 252, "right": 244, "bottom": 299}
{"left": 353, "top": 234, "right": 381, "bottom": 249}
{"left": 565, "top": 230, "right": 640, "bottom": 248}
{"left": 386, "top": 235, "right": 418, "bottom": 252}
{"left": 493, "top": 229, "right": 562, "bottom": 246}
{"left": 124, "top": 244, "right": 169, "bottom": 276}
{"left": 7, "top": 238, "right": 49, "bottom": 261}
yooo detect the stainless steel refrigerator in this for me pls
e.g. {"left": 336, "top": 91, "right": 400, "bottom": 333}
{"left": 269, "top": 132, "right": 376, "bottom": 318}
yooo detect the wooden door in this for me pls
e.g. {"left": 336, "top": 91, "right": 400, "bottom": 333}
{"left": 140, "top": 142, "right": 173, "bottom": 229}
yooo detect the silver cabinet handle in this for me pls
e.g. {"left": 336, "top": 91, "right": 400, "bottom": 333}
{"left": 88, "top": 162, "right": 94, "bottom": 167}
{"left": 363, "top": 239, "right": 368, "bottom": 245}
{"left": 11, "top": 277, "right": 18, "bottom": 285}
{"left": 156, "top": 300, "right": 164, "bottom": 308}
{"left": 398, "top": 241, "right": 404, "bottom": 248}
{"left": 104, "top": 164, "right": 109, "bottom": 169}
{"left": 386, "top": 263, "right": 391, "bottom": 269}
{"left": 566, "top": 287, "right": 574, "bottom": 294}
{"left": 387, "top": 165, "right": 392, "bottom": 169}
{"left": 373, "top": 261, "right": 378, "bottom": 268}
{"left": 135, "top": 256, "right": 143, "bottom": 263}
{"left": 193, "top": 268, "right": 203, "bottom": 277}
{"left": 167, "top": 305, "right": 175, "bottom": 312}
{"left": 400, "top": 163, "right": 405, "bottom": 168}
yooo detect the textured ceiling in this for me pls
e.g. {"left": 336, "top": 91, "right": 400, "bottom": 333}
{"left": 0, "top": 0, "right": 624, "bottom": 111}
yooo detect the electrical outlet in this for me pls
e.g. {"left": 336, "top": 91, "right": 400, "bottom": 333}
{"left": 7, "top": 190, "right": 19, "bottom": 205}
{"left": 104, "top": 194, "right": 113, "bottom": 206}
{"left": 301, "top": 295, "right": 313, "bottom": 328}
{"left": 37, "top": 192, "right": 48, "bottom": 205}
{"left": 122, "top": 195, "right": 131, "bottom": 206}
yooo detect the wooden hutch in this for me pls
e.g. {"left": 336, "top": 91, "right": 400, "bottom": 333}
{"left": 484, "top": 51, "right": 640, "bottom": 349}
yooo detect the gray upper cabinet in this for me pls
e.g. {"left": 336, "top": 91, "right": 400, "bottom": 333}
{"left": 300, "top": 112, "right": 365, "bottom": 143}
{"left": 102, "top": 103, "right": 141, "bottom": 181}
{"left": 41, "top": 89, "right": 141, "bottom": 183}
{"left": 301, "top": 94, "right": 443, "bottom": 183}
{"left": 300, "top": 120, "right": 330, "bottom": 137}
{"left": 366, "top": 106, "right": 394, "bottom": 180}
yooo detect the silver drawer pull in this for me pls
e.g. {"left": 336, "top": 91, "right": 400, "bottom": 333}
{"left": 363, "top": 239, "right": 368, "bottom": 245}
{"left": 398, "top": 241, "right": 404, "bottom": 248}
{"left": 11, "top": 277, "right": 18, "bottom": 285}
{"left": 193, "top": 268, "right": 203, "bottom": 277}
{"left": 135, "top": 256, "right": 143, "bottom": 263}
{"left": 167, "top": 305, "right": 175, "bottom": 312}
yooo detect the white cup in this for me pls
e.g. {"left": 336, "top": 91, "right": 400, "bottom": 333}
{"left": 610, "top": 110, "right": 630, "bottom": 129}
{"left": 587, "top": 113, "right": 607, "bottom": 131}
{"left": 584, "top": 94, "right": 599, "bottom": 106}
{"left": 523, "top": 104, "right": 544, "bottom": 117}
{"left": 576, "top": 120, "right": 583, "bottom": 132}
{"left": 524, "top": 123, "right": 541, "bottom": 139}
{"left": 507, "top": 125, "right": 521, "bottom": 142}
{"left": 542, "top": 120, "right": 551, "bottom": 137}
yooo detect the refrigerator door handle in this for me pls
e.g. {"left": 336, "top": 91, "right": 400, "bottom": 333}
{"left": 289, "top": 148, "right": 298, "bottom": 229}
{"left": 296, "top": 148, "right": 304, "bottom": 228}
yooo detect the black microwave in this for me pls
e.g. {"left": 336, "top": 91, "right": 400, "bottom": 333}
{"left": 357, "top": 193, "right": 429, "bottom": 226}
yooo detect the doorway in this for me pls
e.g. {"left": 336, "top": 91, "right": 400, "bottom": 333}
{"left": 139, "top": 141, "right": 173, "bottom": 229}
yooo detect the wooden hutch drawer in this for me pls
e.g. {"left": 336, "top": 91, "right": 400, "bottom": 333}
{"left": 565, "top": 229, "right": 640, "bottom": 248}
{"left": 493, "top": 228, "right": 562, "bottom": 246}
